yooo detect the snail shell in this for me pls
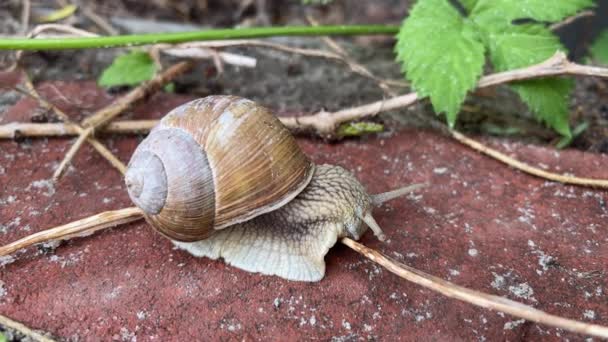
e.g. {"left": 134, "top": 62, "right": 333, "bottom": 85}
{"left": 125, "top": 96, "right": 315, "bottom": 242}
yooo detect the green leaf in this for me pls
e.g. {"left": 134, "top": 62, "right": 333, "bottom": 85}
{"left": 590, "top": 29, "right": 608, "bottom": 65}
{"left": 511, "top": 79, "right": 572, "bottom": 137}
{"left": 487, "top": 24, "right": 572, "bottom": 137}
{"left": 556, "top": 121, "right": 588, "bottom": 149}
{"left": 163, "top": 82, "right": 176, "bottom": 93}
{"left": 459, "top": 0, "right": 478, "bottom": 13}
{"left": 98, "top": 51, "right": 156, "bottom": 88}
{"left": 38, "top": 4, "right": 78, "bottom": 23}
{"left": 488, "top": 24, "right": 563, "bottom": 69}
{"left": 471, "top": 0, "right": 594, "bottom": 28}
{"left": 337, "top": 122, "right": 384, "bottom": 137}
{"left": 396, "top": 0, "right": 485, "bottom": 127}
{"left": 481, "top": 122, "right": 521, "bottom": 136}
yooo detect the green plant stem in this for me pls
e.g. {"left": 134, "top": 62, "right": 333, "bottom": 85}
{"left": 0, "top": 25, "right": 399, "bottom": 50}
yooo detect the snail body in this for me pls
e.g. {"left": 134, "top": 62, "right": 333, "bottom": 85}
{"left": 125, "top": 96, "right": 422, "bottom": 282}
{"left": 174, "top": 164, "right": 373, "bottom": 281}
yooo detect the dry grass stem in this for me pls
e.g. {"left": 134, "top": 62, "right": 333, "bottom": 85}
{"left": 20, "top": 0, "right": 31, "bottom": 35}
{"left": 159, "top": 46, "right": 257, "bottom": 68}
{"left": 26, "top": 24, "right": 99, "bottom": 38}
{"left": 155, "top": 39, "right": 402, "bottom": 88}
{"left": 0, "top": 120, "right": 159, "bottom": 138}
{"left": 0, "top": 313, "right": 56, "bottom": 342}
{"left": 306, "top": 15, "right": 397, "bottom": 96}
{"left": 449, "top": 130, "right": 608, "bottom": 187}
{"left": 0, "top": 208, "right": 142, "bottom": 257}
{"left": 81, "top": 7, "right": 119, "bottom": 35}
{"left": 341, "top": 237, "right": 608, "bottom": 339}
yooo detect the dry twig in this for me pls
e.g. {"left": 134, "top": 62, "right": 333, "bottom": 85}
{"left": 15, "top": 80, "right": 126, "bottom": 174}
{"left": 52, "top": 60, "right": 194, "bottom": 180}
{"left": 341, "top": 237, "right": 608, "bottom": 339}
{"left": 0, "top": 313, "right": 55, "bottom": 342}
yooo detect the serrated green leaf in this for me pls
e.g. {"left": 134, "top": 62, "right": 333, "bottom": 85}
{"left": 337, "top": 122, "right": 384, "bottom": 137}
{"left": 590, "top": 29, "right": 608, "bottom": 65}
{"left": 487, "top": 24, "right": 572, "bottom": 137}
{"left": 471, "top": 0, "right": 594, "bottom": 28}
{"left": 98, "top": 51, "right": 156, "bottom": 88}
{"left": 38, "top": 4, "right": 78, "bottom": 23}
{"left": 488, "top": 24, "right": 563, "bottom": 69}
{"left": 396, "top": 0, "right": 485, "bottom": 127}
{"left": 511, "top": 79, "right": 572, "bottom": 137}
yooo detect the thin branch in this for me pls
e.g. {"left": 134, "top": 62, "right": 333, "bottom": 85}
{"left": 52, "top": 60, "right": 193, "bottom": 181}
{"left": 0, "top": 314, "right": 55, "bottom": 342}
{"left": 5, "top": 119, "right": 607, "bottom": 188}
{"left": 550, "top": 10, "right": 595, "bottom": 31}
{"left": 341, "top": 237, "right": 608, "bottom": 339}
{"left": 281, "top": 52, "right": 608, "bottom": 135}
{"left": 0, "top": 208, "right": 142, "bottom": 257}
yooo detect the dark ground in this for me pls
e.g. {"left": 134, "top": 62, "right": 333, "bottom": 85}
{"left": 0, "top": 0, "right": 608, "bottom": 341}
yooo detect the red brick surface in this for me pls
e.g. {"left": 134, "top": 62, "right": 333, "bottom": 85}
{"left": 0, "top": 81, "right": 607, "bottom": 340}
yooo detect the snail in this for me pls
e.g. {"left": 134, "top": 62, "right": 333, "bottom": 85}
{"left": 125, "top": 95, "right": 423, "bottom": 282}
